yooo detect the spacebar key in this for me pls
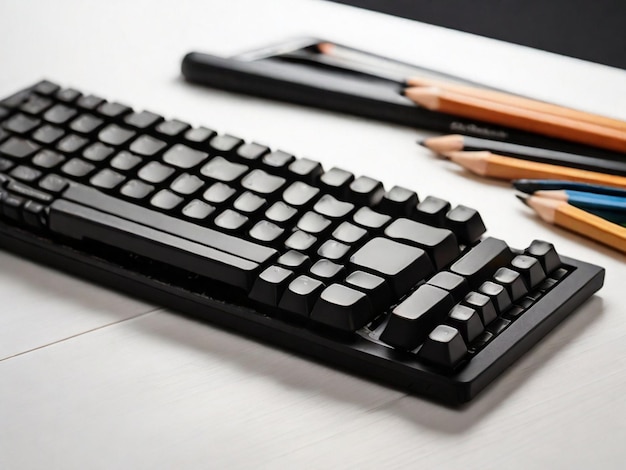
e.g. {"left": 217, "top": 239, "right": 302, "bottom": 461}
{"left": 49, "top": 199, "right": 267, "bottom": 290}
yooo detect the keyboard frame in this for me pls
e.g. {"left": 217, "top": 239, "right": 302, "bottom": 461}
{"left": 0, "top": 218, "right": 604, "bottom": 405}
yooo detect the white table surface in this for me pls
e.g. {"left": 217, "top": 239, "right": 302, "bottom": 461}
{"left": 1, "top": 1, "right": 625, "bottom": 468}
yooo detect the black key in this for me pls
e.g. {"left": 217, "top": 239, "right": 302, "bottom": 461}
{"left": 265, "top": 201, "right": 297, "bottom": 224}
{"left": 313, "top": 195, "right": 354, "bottom": 219}
{"left": 129, "top": 135, "right": 167, "bottom": 157}
{"left": 278, "top": 275, "right": 325, "bottom": 317}
{"left": 43, "top": 104, "right": 77, "bottom": 124}
{"left": 61, "top": 158, "right": 95, "bottom": 177}
{"left": 0, "top": 157, "right": 14, "bottom": 172}
{"left": 70, "top": 114, "right": 104, "bottom": 134}
{"left": 288, "top": 158, "right": 323, "bottom": 183}
{"left": 478, "top": 281, "right": 512, "bottom": 313}
{"left": 310, "top": 259, "right": 345, "bottom": 283}
{"left": 22, "top": 200, "right": 47, "bottom": 229}
{"left": 319, "top": 167, "right": 354, "bottom": 196}
{"left": 124, "top": 110, "right": 162, "bottom": 129}
{"left": 236, "top": 142, "right": 269, "bottom": 162}
{"left": 120, "top": 179, "right": 154, "bottom": 199}
{"left": 7, "top": 181, "right": 53, "bottom": 203}
{"left": 0, "top": 127, "right": 10, "bottom": 143}
{"left": 210, "top": 133, "right": 242, "bottom": 152}
{"left": 352, "top": 207, "right": 391, "bottom": 229}
{"left": 150, "top": 189, "right": 183, "bottom": 210}
{"left": 348, "top": 176, "right": 384, "bottom": 206}
{"left": 162, "top": 144, "right": 208, "bottom": 169}
{"left": 493, "top": 267, "right": 528, "bottom": 301}
{"left": 170, "top": 173, "right": 204, "bottom": 195}
{"left": 427, "top": 271, "right": 469, "bottom": 302}
{"left": 90, "top": 169, "right": 126, "bottom": 189}
{"left": 156, "top": 119, "right": 190, "bottom": 137}
{"left": 380, "top": 284, "right": 455, "bottom": 350}
{"left": 31, "top": 124, "right": 65, "bottom": 144}
{"left": 417, "top": 325, "right": 467, "bottom": 368}
{"left": 214, "top": 209, "right": 248, "bottom": 231}
{"left": 349, "top": 237, "right": 434, "bottom": 296}
{"left": 50, "top": 187, "right": 277, "bottom": 290}
{"left": 241, "top": 169, "right": 285, "bottom": 194}
{"left": 344, "top": 270, "right": 392, "bottom": 312}
{"left": 20, "top": 95, "right": 52, "bottom": 115}
{"left": 83, "top": 143, "right": 114, "bottom": 162}
{"left": 446, "top": 305, "right": 484, "bottom": 343}
{"left": 377, "top": 186, "right": 419, "bottom": 217}
{"left": 1, "top": 90, "right": 31, "bottom": 109}
{"left": 462, "top": 291, "right": 498, "bottom": 325}
{"left": 450, "top": 237, "right": 513, "bottom": 289}
{"left": 2, "top": 193, "right": 25, "bottom": 220}
{"left": 33, "top": 80, "right": 60, "bottom": 95}
{"left": 284, "top": 230, "right": 317, "bottom": 253}
{"left": 445, "top": 205, "right": 486, "bottom": 245}
{"left": 182, "top": 199, "right": 215, "bottom": 220}
{"left": 385, "top": 218, "right": 459, "bottom": 270}
{"left": 0, "top": 137, "right": 40, "bottom": 159}
{"left": 56, "top": 134, "right": 89, "bottom": 154}
{"left": 414, "top": 195, "right": 451, "bottom": 226}
{"left": 263, "top": 150, "right": 294, "bottom": 170}
{"left": 3, "top": 113, "right": 41, "bottom": 134}
{"left": 487, "top": 317, "right": 511, "bottom": 335}
{"left": 10, "top": 165, "right": 42, "bottom": 183}
{"left": 184, "top": 127, "right": 215, "bottom": 144}
{"left": 201, "top": 156, "right": 248, "bottom": 182}
{"left": 110, "top": 151, "right": 142, "bottom": 171}
{"left": 310, "top": 284, "right": 374, "bottom": 331}
{"left": 525, "top": 240, "right": 561, "bottom": 274}
{"left": 97, "top": 102, "right": 131, "bottom": 118}
{"left": 77, "top": 94, "right": 104, "bottom": 110}
{"left": 297, "top": 211, "right": 331, "bottom": 235}
{"left": 249, "top": 220, "right": 284, "bottom": 243}
{"left": 56, "top": 88, "right": 82, "bottom": 103}
{"left": 233, "top": 191, "right": 266, "bottom": 215}
{"left": 282, "top": 181, "right": 319, "bottom": 208}
{"left": 138, "top": 161, "right": 175, "bottom": 183}
{"left": 39, "top": 174, "right": 69, "bottom": 193}
{"left": 249, "top": 265, "right": 295, "bottom": 307}
{"left": 332, "top": 221, "right": 367, "bottom": 244}
{"left": 99, "top": 124, "right": 136, "bottom": 146}
{"left": 203, "top": 182, "right": 236, "bottom": 204}
{"left": 277, "top": 250, "right": 311, "bottom": 271}
{"left": 317, "top": 239, "right": 350, "bottom": 261}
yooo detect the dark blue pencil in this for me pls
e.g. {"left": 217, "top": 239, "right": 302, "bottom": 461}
{"left": 532, "top": 189, "right": 626, "bottom": 213}
{"left": 513, "top": 179, "right": 626, "bottom": 198}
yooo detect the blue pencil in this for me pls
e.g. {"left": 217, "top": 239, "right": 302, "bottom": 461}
{"left": 533, "top": 189, "right": 626, "bottom": 213}
{"left": 513, "top": 179, "right": 626, "bottom": 198}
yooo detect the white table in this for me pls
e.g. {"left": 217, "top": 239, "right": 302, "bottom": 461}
{"left": 1, "top": 1, "right": 625, "bottom": 468}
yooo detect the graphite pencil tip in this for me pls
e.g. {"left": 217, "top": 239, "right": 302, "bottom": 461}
{"left": 515, "top": 192, "right": 530, "bottom": 206}
{"left": 512, "top": 179, "right": 534, "bottom": 194}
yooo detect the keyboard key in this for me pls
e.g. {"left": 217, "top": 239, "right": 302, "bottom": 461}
{"left": 380, "top": 284, "right": 455, "bottom": 350}
{"left": 184, "top": 126, "right": 215, "bottom": 143}
{"left": 138, "top": 161, "right": 175, "bottom": 183}
{"left": 478, "top": 281, "right": 512, "bottom": 313}
{"left": 525, "top": 240, "right": 561, "bottom": 274}
{"left": 0, "top": 157, "right": 14, "bottom": 172}
{"left": 445, "top": 205, "right": 486, "bottom": 245}
{"left": 462, "top": 292, "right": 498, "bottom": 325}
{"left": 265, "top": 201, "right": 298, "bottom": 224}
{"left": 297, "top": 211, "right": 331, "bottom": 235}
{"left": 99, "top": 124, "right": 136, "bottom": 146}
{"left": 310, "top": 284, "right": 374, "bottom": 331}
{"left": 82, "top": 142, "right": 114, "bottom": 162}
{"left": 22, "top": 200, "right": 47, "bottom": 229}
{"left": 61, "top": 158, "right": 95, "bottom": 177}
{"left": 2, "top": 193, "right": 25, "bottom": 220}
{"left": 56, "top": 88, "right": 82, "bottom": 103}
{"left": 3, "top": 113, "right": 41, "bottom": 134}
{"left": 150, "top": 189, "right": 183, "bottom": 210}
{"left": 69, "top": 114, "right": 104, "bottom": 134}
{"left": 120, "top": 179, "right": 154, "bottom": 199}
{"left": 44, "top": 104, "right": 77, "bottom": 124}
{"left": 317, "top": 239, "right": 350, "bottom": 260}
{"left": 349, "top": 176, "right": 384, "bottom": 206}
{"left": 39, "top": 174, "right": 69, "bottom": 193}
{"left": 77, "top": 94, "right": 105, "bottom": 110}
{"left": 344, "top": 270, "right": 391, "bottom": 312}
{"left": 352, "top": 207, "right": 391, "bottom": 229}
{"left": 156, "top": 119, "right": 190, "bottom": 137}
{"left": 284, "top": 230, "right": 317, "bottom": 253}
{"left": 90, "top": 169, "right": 126, "bottom": 189}
{"left": 446, "top": 304, "right": 484, "bottom": 343}
{"left": 417, "top": 325, "right": 467, "bottom": 368}
{"left": 201, "top": 156, "right": 248, "bottom": 182}
{"left": 377, "top": 186, "right": 419, "bottom": 217}
{"left": 288, "top": 158, "right": 323, "bottom": 183}
{"left": 249, "top": 265, "right": 295, "bottom": 307}
{"left": 249, "top": 220, "right": 284, "bottom": 243}
{"left": 124, "top": 110, "right": 162, "bottom": 129}
{"left": 162, "top": 144, "right": 208, "bottom": 168}
{"left": 450, "top": 237, "right": 514, "bottom": 289}
{"left": 182, "top": 199, "right": 215, "bottom": 220}
{"left": 493, "top": 267, "right": 528, "bottom": 301}
{"left": 310, "top": 259, "right": 345, "bottom": 283}
{"left": 203, "top": 182, "right": 236, "bottom": 204}
{"left": 110, "top": 151, "right": 142, "bottom": 171}
{"left": 214, "top": 209, "right": 248, "bottom": 231}
{"left": 97, "top": 102, "right": 131, "bottom": 118}
{"left": 129, "top": 135, "right": 167, "bottom": 157}
{"left": 6, "top": 181, "right": 53, "bottom": 203}
{"left": 20, "top": 95, "right": 52, "bottom": 115}
{"left": 56, "top": 134, "right": 89, "bottom": 154}
{"left": 236, "top": 142, "right": 269, "bottom": 162}
{"left": 210, "top": 133, "right": 242, "bottom": 152}
{"left": 282, "top": 181, "right": 319, "bottom": 207}
{"left": 10, "top": 165, "right": 42, "bottom": 183}
{"left": 313, "top": 195, "right": 354, "bottom": 219}
{"left": 278, "top": 275, "right": 325, "bottom": 317}
{"left": 350, "top": 237, "right": 434, "bottom": 296}
{"left": 319, "top": 167, "right": 354, "bottom": 196}
{"left": 33, "top": 80, "right": 59, "bottom": 95}
{"left": 233, "top": 191, "right": 266, "bottom": 215}
{"left": 0, "top": 137, "right": 40, "bottom": 159}
{"left": 31, "top": 124, "right": 65, "bottom": 144}
{"left": 263, "top": 150, "right": 294, "bottom": 170}
{"left": 332, "top": 221, "right": 367, "bottom": 244}
{"left": 415, "top": 195, "right": 451, "bottom": 226}
{"left": 170, "top": 173, "right": 204, "bottom": 195}
{"left": 277, "top": 250, "right": 311, "bottom": 271}
{"left": 241, "top": 169, "right": 285, "bottom": 194}
{"left": 426, "top": 271, "right": 469, "bottom": 302}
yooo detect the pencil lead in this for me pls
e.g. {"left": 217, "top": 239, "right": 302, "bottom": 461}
{"left": 417, "top": 138, "right": 427, "bottom": 148}
{"left": 512, "top": 179, "right": 533, "bottom": 194}
{"left": 515, "top": 192, "right": 530, "bottom": 206}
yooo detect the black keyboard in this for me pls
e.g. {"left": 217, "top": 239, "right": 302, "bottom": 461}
{"left": 0, "top": 81, "right": 604, "bottom": 404}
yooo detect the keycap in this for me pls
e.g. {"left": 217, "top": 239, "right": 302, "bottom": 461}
{"left": 332, "top": 221, "right": 367, "bottom": 244}
{"left": 426, "top": 271, "right": 469, "bottom": 302}
{"left": 156, "top": 119, "right": 190, "bottom": 137}
{"left": 349, "top": 237, "right": 434, "bottom": 296}
{"left": 310, "top": 259, "right": 345, "bottom": 283}
{"left": 249, "top": 265, "right": 295, "bottom": 307}
{"left": 493, "top": 267, "right": 528, "bottom": 301}
{"left": 83, "top": 143, "right": 114, "bottom": 162}
{"left": 33, "top": 80, "right": 60, "bottom": 95}
{"left": 348, "top": 176, "right": 384, "bottom": 205}
{"left": 263, "top": 150, "right": 294, "bottom": 170}
{"left": 150, "top": 189, "right": 183, "bottom": 210}
{"left": 278, "top": 275, "right": 325, "bottom": 317}
{"left": 57, "top": 134, "right": 89, "bottom": 154}
{"left": 77, "top": 94, "right": 104, "bottom": 110}
{"left": 0, "top": 157, "right": 13, "bottom": 172}
{"left": 138, "top": 161, "right": 175, "bottom": 183}
{"left": 162, "top": 144, "right": 208, "bottom": 168}
{"left": 56, "top": 88, "right": 82, "bottom": 103}
{"left": 288, "top": 158, "right": 323, "bottom": 183}
{"left": 201, "top": 156, "right": 248, "bottom": 182}
{"left": 2, "top": 193, "right": 25, "bottom": 220}
{"left": 297, "top": 211, "right": 331, "bottom": 235}
{"left": 6, "top": 181, "right": 53, "bottom": 203}
{"left": 380, "top": 284, "right": 455, "bottom": 350}
{"left": 233, "top": 191, "right": 266, "bottom": 215}
{"left": 236, "top": 142, "right": 269, "bottom": 162}
{"left": 462, "top": 292, "right": 498, "bottom": 325}
{"left": 265, "top": 201, "right": 298, "bottom": 224}
{"left": 32, "top": 125, "right": 65, "bottom": 144}
{"left": 10, "top": 165, "right": 42, "bottom": 182}
{"left": 214, "top": 209, "right": 248, "bottom": 231}
{"left": 385, "top": 218, "right": 459, "bottom": 270}
{"left": 525, "top": 240, "right": 561, "bottom": 274}
{"left": 450, "top": 237, "right": 513, "bottom": 289}
{"left": 0, "top": 137, "right": 40, "bottom": 159}
{"left": 344, "top": 270, "right": 392, "bottom": 312}
{"left": 90, "top": 169, "right": 126, "bottom": 189}
{"left": 241, "top": 169, "right": 285, "bottom": 194}
{"left": 129, "top": 135, "right": 167, "bottom": 157}
{"left": 39, "top": 174, "right": 69, "bottom": 193}
{"left": 170, "top": 173, "right": 204, "bottom": 195}
{"left": 319, "top": 167, "right": 354, "bottom": 196}
{"left": 184, "top": 127, "right": 215, "bottom": 144}
{"left": 377, "top": 186, "right": 418, "bottom": 217}
{"left": 203, "top": 182, "right": 236, "bottom": 204}
{"left": 22, "top": 200, "right": 47, "bottom": 229}
{"left": 20, "top": 95, "right": 52, "bottom": 115}
{"left": 210, "top": 134, "right": 242, "bottom": 152}
{"left": 417, "top": 325, "right": 467, "bottom": 368}
{"left": 97, "top": 102, "right": 131, "bottom": 118}
{"left": 313, "top": 195, "right": 354, "bottom": 219}
{"left": 110, "top": 151, "right": 142, "bottom": 171}
{"left": 284, "top": 230, "right": 317, "bottom": 253}
{"left": 444, "top": 205, "right": 486, "bottom": 245}
{"left": 310, "top": 284, "right": 374, "bottom": 331}
{"left": 182, "top": 199, "right": 215, "bottom": 220}
{"left": 478, "top": 281, "right": 512, "bottom": 313}
{"left": 120, "top": 179, "right": 154, "bottom": 199}
{"left": 415, "top": 195, "right": 450, "bottom": 226}
{"left": 124, "top": 110, "right": 162, "bottom": 129}
{"left": 3, "top": 113, "right": 41, "bottom": 134}
{"left": 487, "top": 317, "right": 511, "bottom": 335}
{"left": 277, "top": 250, "right": 311, "bottom": 271}
{"left": 99, "top": 124, "right": 136, "bottom": 146}
{"left": 352, "top": 207, "right": 391, "bottom": 229}
{"left": 70, "top": 114, "right": 104, "bottom": 134}
{"left": 282, "top": 181, "right": 319, "bottom": 207}
{"left": 249, "top": 220, "right": 284, "bottom": 243}
{"left": 44, "top": 104, "right": 77, "bottom": 124}
{"left": 317, "top": 240, "right": 350, "bottom": 260}
{"left": 446, "top": 305, "right": 484, "bottom": 343}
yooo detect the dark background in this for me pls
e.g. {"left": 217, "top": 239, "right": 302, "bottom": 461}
{"left": 328, "top": 0, "right": 626, "bottom": 70}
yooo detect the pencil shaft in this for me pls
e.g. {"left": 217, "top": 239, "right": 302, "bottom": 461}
{"left": 555, "top": 203, "right": 626, "bottom": 253}
{"left": 514, "top": 179, "right": 626, "bottom": 197}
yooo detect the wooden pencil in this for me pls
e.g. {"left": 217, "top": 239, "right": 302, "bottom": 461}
{"left": 442, "top": 150, "right": 626, "bottom": 188}
{"left": 517, "top": 194, "right": 626, "bottom": 253}
{"left": 406, "top": 87, "right": 626, "bottom": 153}
{"left": 406, "top": 78, "right": 626, "bottom": 132}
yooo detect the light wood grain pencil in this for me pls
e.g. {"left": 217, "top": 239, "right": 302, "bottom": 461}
{"left": 442, "top": 150, "right": 626, "bottom": 188}
{"left": 406, "top": 77, "right": 626, "bottom": 132}
{"left": 518, "top": 194, "right": 626, "bottom": 253}
{"left": 406, "top": 87, "right": 626, "bottom": 153}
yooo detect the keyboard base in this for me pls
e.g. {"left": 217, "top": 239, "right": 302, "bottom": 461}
{"left": 0, "top": 220, "right": 604, "bottom": 405}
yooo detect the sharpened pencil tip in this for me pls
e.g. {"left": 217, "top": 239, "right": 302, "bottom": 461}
{"left": 417, "top": 138, "right": 426, "bottom": 147}
{"left": 515, "top": 192, "right": 530, "bottom": 206}
{"left": 512, "top": 179, "right": 533, "bottom": 194}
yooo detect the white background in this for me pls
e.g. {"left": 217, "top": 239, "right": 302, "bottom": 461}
{"left": 1, "top": 1, "right": 625, "bottom": 468}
